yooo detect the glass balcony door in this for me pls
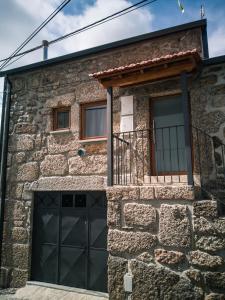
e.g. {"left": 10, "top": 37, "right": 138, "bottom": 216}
{"left": 151, "top": 95, "right": 187, "bottom": 174}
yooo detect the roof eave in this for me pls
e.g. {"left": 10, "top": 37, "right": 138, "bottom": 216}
{"left": 0, "top": 19, "right": 207, "bottom": 78}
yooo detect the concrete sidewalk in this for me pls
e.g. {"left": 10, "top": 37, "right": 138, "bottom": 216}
{"left": 0, "top": 282, "right": 109, "bottom": 300}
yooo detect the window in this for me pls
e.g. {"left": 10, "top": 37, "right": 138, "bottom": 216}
{"left": 53, "top": 107, "right": 70, "bottom": 131}
{"left": 80, "top": 101, "right": 107, "bottom": 139}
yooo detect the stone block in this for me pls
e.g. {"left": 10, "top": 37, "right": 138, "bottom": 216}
{"left": 13, "top": 135, "right": 34, "bottom": 151}
{"left": 40, "top": 154, "right": 68, "bottom": 176}
{"left": 68, "top": 155, "right": 107, "bottom": 175}
{"left": 14, "top": 152, "right": 26, "bottom": 164}
{"left": 154, "top": 249, "right": 185, "bottom": 265}
{"left": 136, "top": 252, "right": 154, "bottom": 264}
{"left": 10, "top": 268, "right": 28, "bottom": 288}
{"left": 4, "top": 201, "right": 27, "bottom": 222}
{"left": 189, "top": 251, "right": 224, "bottom": 269}
{"left": 107, "top": 201, "right": 121, "bottom": 227}
{"left": 205, "top": 293, "right": 225, "bottom": 300}
{"left": 108, "top": 256, "right": 128, "bottom": 300}
{"left": 108, "top": 229, "right": 157, "bottom": 254}
{"left": 124, "top": 203, "right": 157, "bottom": 229}
{"left": 193, "top": 200, "right": 218, "bottom": 218}
{"left": 2, "top": 244, "right": 29, "bottom": 270}
{"left": 194, "top": 216, "right": 216, "bottom": 235}
{"left": 155, "top": 185, "right": 195, "bottom": 200}
{"left": 121, "top": 187, "right": 140, "bottom": 201}
{"left": 29, "top": 176, "right": 106, "bottom": 191}
{"left": 184, "top": 269, "right": 203, "bottom": 285}
{"left": 106, "top": 187, "right": 123, "bottom": 201}
{"left": 17, "top": 162, "right": 39, "bottom": 182}
{"left": 47, "top": 133, "right": 79, "bottom": 154}
{"left": 195, "top": 236, "right": 225, "bottom": 252}
{"left": 204, "top": 272, "right": 225, "bottom": 290}
{"left": 14, "top": 123, "right": 37, "bottom": 134}
{"left": 214, "top": 218, "right": 225, "bottom": 235}
{"left": 12, "top": 228, "right": 28, "bottom": 244}
{"left": 130, "top": 260, "right": 202, "bottom": 300}
{"left": 159, "top": 204, "right": 191, "bottom": 248}
{"left": 139, "top": 186, "right": 155, "bottom": 200}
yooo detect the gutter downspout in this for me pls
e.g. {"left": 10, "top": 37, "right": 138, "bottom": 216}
{"left": 0, "top": 76, "right": 12, "bottom": 276}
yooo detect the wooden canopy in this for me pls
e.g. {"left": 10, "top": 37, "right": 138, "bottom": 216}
{"left": 89, "top": 49, "right": 201, "bottom": 88}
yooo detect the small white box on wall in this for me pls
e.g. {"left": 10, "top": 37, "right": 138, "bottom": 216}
{"left": 120, "top": 96, "right": 133, "bottom": 132}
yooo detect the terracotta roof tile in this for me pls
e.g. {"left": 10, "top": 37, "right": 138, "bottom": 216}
{"left": 89, "top": 49, "right": 200, "bottom": 78}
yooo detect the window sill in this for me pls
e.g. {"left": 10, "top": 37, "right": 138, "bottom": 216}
{"left": 79, "top": 137, "right": 107, "bottom": 144}
{"left": 50, "top": 129, "right": 72, "bottom": 134}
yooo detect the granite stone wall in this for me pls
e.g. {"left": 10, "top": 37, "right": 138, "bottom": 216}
{"left": 107, "top": 186, "right": 225, "bottom": 300}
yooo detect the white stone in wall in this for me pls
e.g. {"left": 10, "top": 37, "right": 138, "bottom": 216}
{"left": 121, "top": 96, "right": 134, "bottom": 116}
{"left": 120, "top": 96, "right": 133, "bottom": 132}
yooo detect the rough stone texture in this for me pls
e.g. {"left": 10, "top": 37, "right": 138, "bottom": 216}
{"left": 108, "top": 229, "right": 157, "bottom": 254}
{"left": 189, "top": 250, "right": 224, "bottom": 269}
{"left": 195, "top": 236, "right": 225, "bottom": 252}
{"left": 204, "top": 272, "right": 225, "bottom": 290}
{"left": 47, "top": 133, "right": 79, "bottom": 154}
{"left": 13, "top": 135, "right": 35, "bottom": 152}
{"left": 28, "top": 176, "right": 106, "bottom": 191}
{"left": 40, "top": 155, "right": 68, "bottom": 176}
{"left": 17, "top": 162, "right": 39, "bottom": 182}
{"left": 136, "top": 252, "right": 154, "bottom": 264}
{"left": 154, "top": 249, "right": 185, "bottom": 265}
{"left": 155, "top": 186, "right": 195, "bottom": 200}
{"left": 130, "top": 260, "right": 202, "bottom": 300}
{"left": 107, "top": 201, "right": 121, "bottom": 227}
{"left": 139, "top": 186, "right": 155, "bottom": 200}
{"left": 108, "top": 256, "right": 127, "bottom": 300}
{"left": 159, "top": 204, "right": 191, "bottom": 248}
{"left": 124, "top": 203, "right": 156, "bottom": 229}
{"left": 205, "top": 294, "right": 225, "bottom": 300}
{"left": 184, "top": 269, "right": 203, "bottom": 285}
{"left": 193, "top": 200, "right": 218, "bottom": 219}
{"left": 10, "top": 268, "right": 28, "bottom": 288}
{"left": 14, "top": 123, "right": 37, "bottom": 134}
{"left": 12, "top": 228, "right": 28, "bottom": 244}
{"left": 68, "top": 155, "right": 107, "bottom": 175}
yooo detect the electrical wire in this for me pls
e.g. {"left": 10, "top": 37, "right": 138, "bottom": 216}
{"left": 0, "top": 45, "right": 42, "bottom": 64}
{"left": 49, "top": 0, "right": 157, "bottom": 45}
{"left": 0, "top": 0, "right": 72, "bottom": 70}
{"left": 0, "top": 0, "right": 157, "bottom": 69}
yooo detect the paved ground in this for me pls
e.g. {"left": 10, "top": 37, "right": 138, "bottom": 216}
{"left": 0, "top": 284, "right": 109, "bottom": 300}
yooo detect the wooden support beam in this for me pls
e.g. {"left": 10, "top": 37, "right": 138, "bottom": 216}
{"left": 107, "top": 87, "right": 113, "bottom": 186}
{"left": 181, "top": 72, "right": 194, "bottom": 186}
{"left": 101, "top": 60, "right": 195, "bottom": 88}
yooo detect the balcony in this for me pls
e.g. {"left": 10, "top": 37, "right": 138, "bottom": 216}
{"left": 113, "top": 126, "right": 225, "bottom": 191}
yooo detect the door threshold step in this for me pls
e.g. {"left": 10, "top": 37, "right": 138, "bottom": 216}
{"left": 12, "top": 281, "right": 108, "bottom": 300}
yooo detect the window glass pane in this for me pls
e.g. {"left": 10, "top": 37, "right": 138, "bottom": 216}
{"left": 85, "top": 106, "right": 106, "bottom": 137}
{"left": 75, "top": 195, "right": 86, "bottom": 207}
{"left": 62, "top": 194, "right": 73, "bottom": 207}
{"left": 57, "top": 111, "right": 69, "bottom": 129}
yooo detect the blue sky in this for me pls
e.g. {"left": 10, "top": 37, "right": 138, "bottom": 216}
{"left": 0, "top": 0, "right": 225, "bottom": 102}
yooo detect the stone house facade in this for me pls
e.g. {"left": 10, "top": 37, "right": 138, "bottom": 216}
{"left": 0, "top": 19, "right": 225, "bottom": 299}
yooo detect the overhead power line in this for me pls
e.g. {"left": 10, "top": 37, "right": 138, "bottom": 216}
{"left": 49, "top": 0, "right": 157, "bottom": 45}
{"left": 0, "top": 0, "right": 157, "bottom": 70}
{"left": 0, "top": 0, "right": 72, "bottom": 70}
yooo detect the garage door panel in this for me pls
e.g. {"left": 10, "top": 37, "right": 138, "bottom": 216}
{"left": 37, "top": 209, "right": 59, "bottom": 244}
{"left": 89, "top": 213, "right": 107, "bottom": 249}
{"left": 88, "top": 249, "right": 108, "bottom": 292}
{"left": 61, "top": 210, "right": 86, "bottom": 247}
{"left": 32, "top": 244, "right": 58, "bottom": 284}
{"left": 59, "top": 246, "right": 86, "bottom": 288}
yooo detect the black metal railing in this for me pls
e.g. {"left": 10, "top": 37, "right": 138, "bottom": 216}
{"left": 113, "top": 125, "right": 225, "bottom": 189}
